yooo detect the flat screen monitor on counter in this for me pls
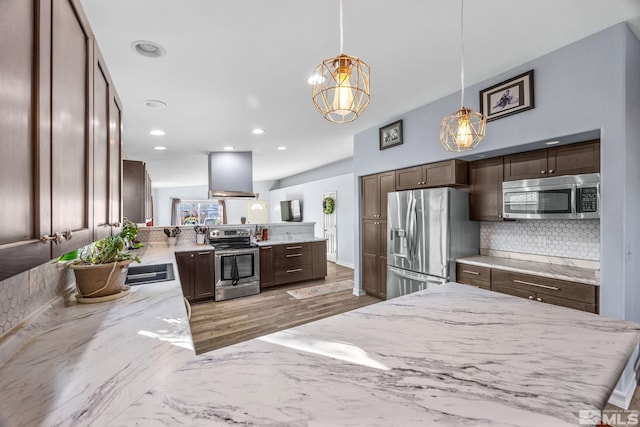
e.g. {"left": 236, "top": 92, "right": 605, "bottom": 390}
{"left": 280, "top": 200, "right": 302, "bottom": 222}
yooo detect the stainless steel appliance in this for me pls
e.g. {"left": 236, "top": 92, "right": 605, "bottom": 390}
{"left": 387, "top": 188, "right": 479, "bottom": 299}
{"left": 209, "top": 228, "right": 260, "bottom": 301}
{"left": 502, "top": 173, "right": 600, "bottom": 220}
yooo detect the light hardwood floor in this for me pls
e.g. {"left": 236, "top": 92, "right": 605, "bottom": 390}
{"left": 189, "top": 262, "right": 380, "bottom": 354}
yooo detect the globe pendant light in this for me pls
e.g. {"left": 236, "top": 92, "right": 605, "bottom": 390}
{"left": 311, "top": 0, "right": 370, "bottom": 123}
{"left": 440, "top": 0, "right": 486, "bottom": 151}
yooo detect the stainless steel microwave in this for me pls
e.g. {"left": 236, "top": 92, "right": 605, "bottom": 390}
{"left": 502, "top": 173, "right": 600, "bottom": 220}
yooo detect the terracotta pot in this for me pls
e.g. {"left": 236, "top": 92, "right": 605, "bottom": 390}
{"left": 70, "top": 260, "right": 133, "bottom": 298}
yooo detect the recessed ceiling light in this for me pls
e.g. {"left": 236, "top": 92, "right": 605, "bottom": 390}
{"left": 252, "top": 128, "right": 265, "bottom": 135}
{"left": 144, "top": 100, "right": 167, "bottom": 109}
{"left": 307, "top": 74, "right": 326, "bottom": 85}
{"left": 149, "top": 129, "right": 165, "bottom": 136}
{"left": 223, "top": 146, "right": 235, "bottom": 151}
{"left": 154, "top": 146, "right": 167, "bottom": 150}
{"left": 132, "top": 40, "right": 166, "bottom": 58}
{"left": 545, "top": 140, "right": 560, "bottom": 145}
{"left": 277, "top": 146, "right": 287, "bottom": 151}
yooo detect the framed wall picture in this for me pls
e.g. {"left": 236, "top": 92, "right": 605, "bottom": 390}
{"left": 480, "top": 70, "right": 534, "bottom": 122}
{"left": 379, "top": 120, "right": 403, "bottom": 150}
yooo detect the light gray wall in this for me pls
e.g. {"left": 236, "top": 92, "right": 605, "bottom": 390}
{"left": 276, "top": 157, "right": 353, "bottom": 189}
{"left": 267, "top": 173, "right": 355, "bottom": 268}
{"left": 353, "top": 24, "right": 640, "bottom": 324}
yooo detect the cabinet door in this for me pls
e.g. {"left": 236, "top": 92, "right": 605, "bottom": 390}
{"left": 424, "top": 160, "right": 468, "bottom": 187}
{"left": 108, "top": 92, "right": 123, "bottom": 234}
{"left": 378, "top": 220, "right": 387, "bottom": 298}
{"left": 93, "top": 50, "right": 111, "bottom": 241}
{"left": 547, "top": 140, "right": 600, "bottom": 176}
{"left": 0, "top": 0, "right": 51, "bottom": 281}
{"left": 175, "top": 252, "right": 194, "bottom": 300}
{"left": 361, "top": 174, "right": 380, "bottom": 219}
{"left": 503, "top": 149, "right": 548, "bottom": 181}
{"left": 469, "top": 157, "right": 504, "bottom": 221}
{"left": 312, "top": 241, "right": 327, "bottom": 279}
{"left": 378, "top": 172, "right": 395, "bottom": 220}
{"left": 362, "top": 253, "right": 378, "bottom": 295}
{"left": 50, "top": 0, "right": 93, "bottom": 257}
{"left": 194, "top": 251, "right": 214, "bottom": 300}
{"left": 123, "top": 160, "right": 146, "bottom": 223}
{"left": 259, "top": 246, "right": 275, "bottom": 288}
{"left": 395, "top": 166, "right": 423, "bottom": 191}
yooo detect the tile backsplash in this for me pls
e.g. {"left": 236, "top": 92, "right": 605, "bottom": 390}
{"left": 0, "top": 261, "right": 74, "bottom": 337}
{"left": 480, "top": 219, "right": 600, "bottom": 261}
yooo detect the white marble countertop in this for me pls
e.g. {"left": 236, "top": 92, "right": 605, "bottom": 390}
{"left": 0, "top": 249, "right": 637, "bottom": 426}
{"left": 457, "top": 255, "right": 600, "bottom": 286}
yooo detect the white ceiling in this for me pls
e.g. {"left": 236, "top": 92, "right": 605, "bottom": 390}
{"left": 80, "top": 0, "right": 640, "bottom": 189}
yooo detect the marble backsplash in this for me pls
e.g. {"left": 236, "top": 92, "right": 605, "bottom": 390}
{"left": 480, "top": 219, "right": 600, "bottom": 261}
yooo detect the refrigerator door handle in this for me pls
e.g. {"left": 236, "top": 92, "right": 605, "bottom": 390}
{"left": 405, "top": 198, "right": 414, "bottom": 259}
{"left": 410, "top": 198, "right": 418, "bottom": 260}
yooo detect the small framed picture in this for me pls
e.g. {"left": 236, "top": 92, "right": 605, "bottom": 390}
{"left": 480, "top": 70, "right": 534, "bottom": 122}
{"left": 379, "top": 120, "right": 403, "bottom": 150}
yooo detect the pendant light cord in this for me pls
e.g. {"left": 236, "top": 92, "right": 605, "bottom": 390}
{"left": 460, "top": 0, "right": 465, "bottom": 108}
{"left": 339, "top": 0, "right": 344, "bottom": 54}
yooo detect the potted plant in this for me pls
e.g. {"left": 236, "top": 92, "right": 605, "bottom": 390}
{"left": 69, "top": 219, "right": 141, "bottom": 300}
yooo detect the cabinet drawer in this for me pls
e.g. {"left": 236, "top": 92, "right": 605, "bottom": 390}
{"left": 275, "top": 264, "right": 312, "bottom": 285}
{"left": 492, "top": 283, "right": 533, "bottom": 300}
{"left": 456, "top": 263, "right": 491, "bottom": 282}
{"left": 492, "top": 270, "right": 596, "bottom": 304}
{"left": 273, "top": 244, "right": 312, "bottom": 267}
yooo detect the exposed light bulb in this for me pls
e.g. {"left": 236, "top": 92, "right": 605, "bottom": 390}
{"left": 455, "top": 114, "right": 473, "bottom": 149}
{"left": 332, "top": 58, "right": 354, "bottom": 116}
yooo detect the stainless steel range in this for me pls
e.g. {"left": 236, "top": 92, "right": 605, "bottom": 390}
{"left": 209, "top": 228, "right": 260, "bottom": 301}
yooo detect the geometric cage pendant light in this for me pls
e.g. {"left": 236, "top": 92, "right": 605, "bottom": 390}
{"left": 440, "top": 0, "right": 486, "bottom": 151}
{"left": 311, "top": 0, "right": 370, "bottom": 123}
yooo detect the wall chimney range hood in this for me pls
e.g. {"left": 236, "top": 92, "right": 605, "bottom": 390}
{"left": 208, "top": 151, "right": 257, "bottom": 199}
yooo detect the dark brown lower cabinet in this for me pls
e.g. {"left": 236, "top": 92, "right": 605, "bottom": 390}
{"left": 175, "top": 250, "right": 214, "bottom": 302}
{"left": 362, "top": 219, "right": 386, "bottom": 299}
{"left": 260, "top": 241, "right": 327, "bottom": 288}
{"left": 456, "top": 262, "right": 598, "bottom": 313}
{"left": 259, "top": 246, "right": 275, "bottom": 288}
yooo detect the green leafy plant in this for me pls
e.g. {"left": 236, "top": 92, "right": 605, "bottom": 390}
{"left": 323, "top": 197, "right": 335, "bottom": 214}
{"left": 75, "top": 219, "right": 141, "bottom": 265}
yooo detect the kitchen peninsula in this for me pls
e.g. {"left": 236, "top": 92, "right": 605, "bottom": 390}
{"left": 0, "top": 243, "right": 638, "bottom": 426}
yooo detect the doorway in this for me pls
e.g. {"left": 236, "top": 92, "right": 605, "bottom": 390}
{"left": 322, "top": 191, "right": 337, "bottom": 262}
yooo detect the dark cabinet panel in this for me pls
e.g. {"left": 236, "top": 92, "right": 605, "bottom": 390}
{"left": 469, "top": 157, "right": 505, "bottom": 221}
{"left": 259, "top": 246, "right": 275, "bottom": 288}
{"left": 547, "top": 140, "right": 600, "bottom": 176}
{"left": 93, "top": 54, "right": 111, "bottom": 241}
{"left": 0, "top": 0, "right": 51, "bottom": 281}
{"left": 361, "top": 219, "right": 386, "bottom": 298}
{"left": 312, "top": 241, "right": 327, "bottom": 279}
{"left": 362, "top": 253, "right": 378, "bottom": 295}
{"left": 123, "top": 160, "right": 153, "bottom": 224}
{"left": 50, "top": 0, "right": 93, "bottom": 258}
{"left": 504, "top": 140, "right": 600, "bottom": 181}
{"left": 361, "top": 174, "right": 379, "bottom": 220}
{"left": 108, "top": 92, "right": 123, "bottom": 234}
{"left": 503, "top": 149, "right": 548, "bottom": 181}
{"left": 175, "top": 251, "right": 215, "bottom": 302}
{"left": 395, "top": 160, "right": 468, "bottom": 190}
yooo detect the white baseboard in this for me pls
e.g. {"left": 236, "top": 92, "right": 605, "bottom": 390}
{"left": 335, "top": 261, "right": 354, "bottom": 269}
{"left": 352, "top": 288, "right": 366, "bottom": 297}
{"left": 608, "top": 375, "right": 638, "bottom": 409}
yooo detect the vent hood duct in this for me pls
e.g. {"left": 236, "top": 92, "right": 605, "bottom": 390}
{"left": 208, "top": 151, "right": 257, "bottom": 199}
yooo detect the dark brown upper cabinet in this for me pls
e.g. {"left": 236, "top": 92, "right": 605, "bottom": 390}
{"left": 469, "top": 157, "right": 505, "bottom": 222}
{"left": 362, "top": 171, "right": 395, "bottom": 220}
{"left": 504, "top": 140, "right": 600, "bottom": 181}
{"left": 395, "top": 160, "right": 468, "bottom": 191}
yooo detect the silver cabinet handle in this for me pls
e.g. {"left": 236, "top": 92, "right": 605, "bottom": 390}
{"left": 536, "top": 297, "right": 543, "bottom": 302}
{"left": 40, "top": 233, "right": 62, "bottom": 245}
{"left": 513, "top": 279, "right": 559, "bottom": 291}
{"left": 110, "top": 221, "right": 121, "bottom": 227}
{"left": 286, "top": 246, "right": 302, "bottom": 250}
{"left": 548, "top": 169, "right": 554, "bottom": 174}
{"left": 462, "top": 270, "right": 480, "bottom": 275}
{"left": 286, "top": 268, "right": 302, "bottom": 273}
{"left": 262, "top": 246, "right": 272, "bottom": 250}
{"left": 528, "top": 295, "right": 535, "bottom": 300}
{"left": 62, "top": 230, "right": 73, "bottom": 241}
{"left": 286, "top": 254, "right": 302, "bottom": 258}
{"left": 540, "top": 170, "right": 546, "bottom": 174}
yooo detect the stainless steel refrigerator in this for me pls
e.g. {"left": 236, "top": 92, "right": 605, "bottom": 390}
{"left": 387, "top": 188, "right": 479, "bottom": 299}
